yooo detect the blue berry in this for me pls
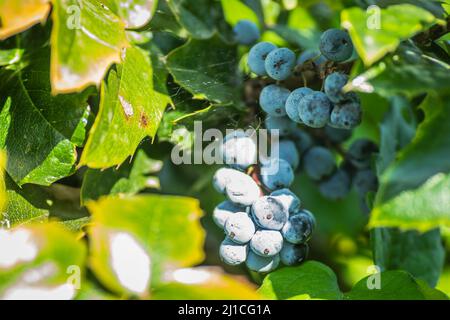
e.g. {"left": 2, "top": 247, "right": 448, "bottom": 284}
{"left": 282, "top": 210, "right": 314, "bottom": 244}
{"left": 347, "top": 139, "right": 378, "bottom": 169}
{"left": 329, "top": 94, "right": 362, "bottom": 130}
{"left": 221, "top": 131, "right": 257, "bottom": 170}
{"left": 250, "top": 230, "right": 283, "bottom": 257}
{"left": 318, "top": 169, "right": 351, "bottom": 200}
{"left": 224, "top": 212, "right": 256, "bottom": 244}
{"left": 303, "top": 146, "right": 335, "bottom": 181}
{"left": 246, "top": 251, "right": 280, "bottom": 273}
{"left": 260, "top": 158, "right": 295, "bottom": 190}
{"left": 251, "top": 196, "right": 288, "bottom": 230}
{"left": 353, "top": 169, "right": 378, "bottom": 195}
{"left": 270, "top": 188, "right": 301, "bottom": 214}
{"left": 285, "top": 87, "right": 313, "bottom": 123}
{"left": 233, "top": 20, "right": 260, "bottom": 45}
{"left": 265, "top": 116, "right": 297, "bottom": 137}
{"left": 265, "top": 48, "right": 296, "bottom": 80}
{"left": 248, "top": 42, "right": 277, "bottom": 76}
{"left": 299, "top": 92, "right": 332, "bottom": 128}
{"left": 319, "top": 29, "right": 353, "bottom": 62}
{"left": 324, "top": 72, "right": 349, "bottom": 103}
{"left": 212, "top": 167, "right": 246, "bottom": 194}
{"left": 291, "top": 128, "right": 313, "bottom": 155}
{"left": 280, "top": 242, "right": 309, "bottom": 266}
{"left": 324, "top": 126, "right": 352, "bottom": 144}
{"left": 272, "top": 139, "right": 300, "bottom": 170}
{"left": 213, "top": 200, "right": 246, "bottom": 229}
{"left": 220, "top": 237, "right": 248, "bottom": 265}
{"left": 225, "top": 177, "right": 261, "bottom": 206}
{"left": 297, "top": 50, "right": 327, "bottom": 67}
{"left": 259, "top": 84, "right": 290, "bottom": 117}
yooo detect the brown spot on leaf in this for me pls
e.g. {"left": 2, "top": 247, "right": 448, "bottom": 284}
{"left": 140, "top": 112, "right": 149, "bottom": 128}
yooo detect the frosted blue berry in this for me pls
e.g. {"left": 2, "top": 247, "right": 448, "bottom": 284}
{"left": 225, "top": 177, "right": 261, "bottom": 206}
{"left": 212, "top": 167, "right": 245, "bottom": 194}
{"left": 303, "top": 146, "right": 335, "bottom": 181}
{"left": 329, "top": 94, "right": 362, "bottom": 130}
{"left": 248, "top": 42, "right": 277, "bottom": 76}
{"left": 291, "top": 128, "right": 314, "bottom": 155}
{"left": 251, "top": 196, "right": 288, "bottom": 230}
{"left": 221, "top": 131, "right": 257, "bottom": 170}
{"left": 265, "top": 116, "right": 297, "bottom": 137}
{"left": 259, "top": 84, "right": 290, "bottom": 117}
{"left": 233, "top": 20, "right": 260, "bottom": 45}
{"left": 319, "top": 29, "right": 353, "bottom": 62}
{"left": 285, "top": 87, "right": 313, "bottom": 123}
{"left": 354, "top": 169, "right": 378, "bottom": 195}
{"left": 324, "top": 126, "right": 352, "bottom": 144}
{"left": 282, "top": 210, "right": 315, "bottom": 244}
{"left": 213, "top": 200, "right": 246, "bottom": 229}
{"left": 318, "top": 169, "right": 351, "bottom": 200}
{"left": 347, "top": 139, "right": 378, "bottom": 169}
{"left": 265, "top": 48, "right": 296, "bottom": 80}
{"left": 246, "top": 251, "right": 280, "bottom": 273}
{"left": 260, "top": 158, "right": 294, "bottom": 190}
{"left": 224, "top": 212, "right": 256, "bottom": 244}
{"left": 299, "top": 91, "right": 332, "bottom": 128}
{"left": 280, "top": 242, "right": 309, "bottom": 266}
{"left": 324, "top": 72, "right": 349, "bottom": 103}
{"left": 220, "top": 237, "right": 248, "bottom": 265}
{"left": 270, "top": 188, "right": 301, "bottom": 214}
{"left": 297, "top": 49, "right": 327, "bottom": 66}
{"left": 250, "top": 230, "right": 283, "bottom": 257}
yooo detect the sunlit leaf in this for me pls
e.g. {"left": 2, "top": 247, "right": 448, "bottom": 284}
{"left": 101, "top": 0, "right": 158, "bottom": 29}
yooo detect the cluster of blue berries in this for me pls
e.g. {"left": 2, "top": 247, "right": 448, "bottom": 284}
{"left": 212, "top": 131, "right": 316, "bottom": 273}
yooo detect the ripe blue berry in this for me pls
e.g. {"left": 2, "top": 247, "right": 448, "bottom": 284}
{"left": 299, "top": 91, "right": 332, "bottom": 128}
{"left": 265, "top": 48, "right": 296, "bottom": 80}
{"left": 318, "top": 169, "right": 351, "bottom": 200}
{"left": 303, "top": 146, "right": 335, "bottom": 181}
{"left": 319, "top": 28, "right": 353, "bottom": 62}
{"left": 280, "top": 242, "right": 309, "bottom": 266}
{"left": 220, "top": 237, "right": 248, "bottom": 265}
{"left": 213, "top": 200, "right": 246, "bottom": 229}
{"left": 272, "top": 139, "right": 300, "bottom": 170}
{"left": 221, "top": 131, "right": 257, "bottom": 170}
{"left": 347, "top": 139, "right": 378, "bottom": 169}
{"left": 265, "top": 116, "right": 297, "bottom": 137}
{"left": 270, "top": 188, "right": 301, "bottom": 214}
{"left": 282, "top": 210, "right": 314, "bottom": 244}
{"left": 250, "top": 230, "right": 283, "bottom": 257}
{"left": 225, "top": 177, "right": 261, "bottom": 206}
{"left": 285, "top": 87, "right": 313, "bottom": 123}
{"left": 260, "top": 158, "right": 295, "bottom": 190}
{"left": 291, "top": 128, "right": 313, "bottom": 155}
{"left": 246, "top": 251, "right": 280, "bottom": 273}
{"left": 324, "top": 126, "right": 352, "bottom": 144}
{"left": 297, "top": 50, "right": 327, "bottom": 67}
{"left": 353, "top": 169, "right": 378, "bottom": 195}
{"left": 324, "top": 72, "right": 349, "bottom": 103}
{"left": 329, "top": 94, "right": 362, "bottom": 130}
{"left": 224, "top": 212, "right": 256, "bottom": 244}
{"left": 248, "top": 42, "right": 277, "bottom": 76}
{"left": 212, "top": 167, "right": 245, "bottom": 194}
{"left": 251, "top": 196, "right": 288, "bottom": 230}
{"left": 233, "top": 20, "right": 260, "bottom": 45}
{"left": 259, "top": 84, "right": 290, "bottom": 117}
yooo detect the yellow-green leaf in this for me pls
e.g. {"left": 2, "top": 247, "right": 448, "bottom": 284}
{"left": 101, "top": 0, "right": 158, "bottom": 29}
{"left": 0, "top": 151, "right": 6, "bottom": 212}
{"left": 221, "top": 0, "right": 260, "bottom": 27}
{"left": 50, "top": 0, "right": 129, "bottom": 93}
{"left": 86, "top": 194, "right": 205, "bottom": 296}
{"left": 341, "top": 4, "right": 437, "bottom": 66}
{"left": 0, "top": 0, "right": 51, "bottom": 40}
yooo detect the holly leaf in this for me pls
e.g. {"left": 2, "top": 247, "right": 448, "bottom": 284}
{"left": 100, "top": 0, "right": 158, "bottom": 29}
{"left": 166, "top": 35, "right": 240, "bottom": 105}
{"left": 80, "top": 46, "right": 170, "bottom": 169}
{"left": 0, "top": 224, "right": 86, "bottom": 300}
{"left": 258, "top": 261, "right": 343, "bottom": 300}
{"left": 346, "top": 271, "right": 448, "bottom": 300}
{"left": 86, "top": 194, "right": 205, "bottom": 296}
{"left": 0, "top": 27, "right": 91, "bottom": 186}
{"left": 81, "top": 149, "right": 162, "bottom": 203}
{"left": 50, "top": 0, "right": 129, "bottom": 93}
{"left": 153, "top": 267, "right": 261, "bottom": 299}
{"left": 221, "top": 0, "right": 260, "bottom": 27}
{"left": 0, "top": 0, "right": 51, "bottom": 40}
{"left": 371, "top": 228, "right": 445, "bottom": 287}
{"left": 0, "top": 151, "right": 6, "bottom": 212}
{"left": 341, "top": 4, "right": 437, "bottom": 66}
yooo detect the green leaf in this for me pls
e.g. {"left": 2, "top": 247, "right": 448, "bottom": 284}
{"left": 166, "top": 35, "right": 240, "bottom": 105}
{"left": 0, "top": 223, "right": 86, "bottom": 300}
{"left": 341, "top": 4, "right": 437, "bottom": 66}
{"left": 221, "top": 0, "right": 260, "bottom": 27}
{"left": 0, "top": 0, "right": 51, "bottom": 40}
{"left": 80, "top": 46, "right": 170, "bottom": 168}
{"left": 50, "top": 0, "right": 129, "bottom": 93}
{"left": 86, "top": 194, "right": 205, "bottom": 296}
{"left": 257, "top": 261, "right": 343, "bottom": 300}
{"left": 0, "top": 151, "right": 6, "bottom": 212}
{"left": 0, "top": 28, "right": 91, "bottom": 186}
{"left": 166, "top": 0, "right": 224, "bottom": 40}
{"left": 2, "top": 175, "right": 89, "bottom": 230}
{"left": 101, "top": 0, "right": 158, "bottom": 29}
{"left": 371, "top": 94, "right": 450, "bottom": 231}
{"left": 371, "top": 228, "right": 445, "bottom": 287}
{"left": 153, "top": 267, "right": 261, "bottom": 299}
{"left": 81, "top": 149, "right": 162, "bottom": 203}
{"left": 346, "top": 271, "right": 448, "bottom": 300}
{"left": 0, "top": 48, "right": 23, "bottom": 66}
